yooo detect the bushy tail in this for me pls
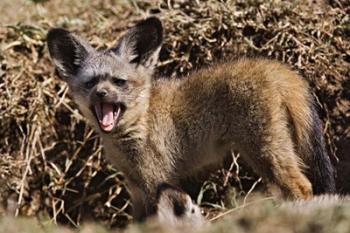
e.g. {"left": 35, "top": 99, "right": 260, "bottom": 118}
{"left": 306, "top": 102, "right": 336, "bottom": 194}
{"left": 283, "top": 79, "right": 336, "bottom": 194}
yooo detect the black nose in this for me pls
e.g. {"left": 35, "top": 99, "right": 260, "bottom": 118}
{"left": 96, "top": 89, "right": 108, "bottom": 98}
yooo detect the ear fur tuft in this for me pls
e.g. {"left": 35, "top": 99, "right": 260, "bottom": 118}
{"left": 47, "top": 28, "right": 92, "bottom": 79}
{"left": 112, "top": 17, "right": 163, "bottom": 69}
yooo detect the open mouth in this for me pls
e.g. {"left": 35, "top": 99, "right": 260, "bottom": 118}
{"left": 93, "top": 102, "right": 125, "bottom": 133}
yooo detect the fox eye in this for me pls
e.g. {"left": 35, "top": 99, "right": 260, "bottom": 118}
{"left": 85, "top": 78, "right": 98, "bottom": 89}
{"left": 112, "top": 77, "right": 127, "bottom": 87}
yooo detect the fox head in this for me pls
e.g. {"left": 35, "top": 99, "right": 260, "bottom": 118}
{"left": 47, "top": 17, "right": 162, "bottom": 133}
{"left": 156, "top": 183, "right": 205, "bottom": 228}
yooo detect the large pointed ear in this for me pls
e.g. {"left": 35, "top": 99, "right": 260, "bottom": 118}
{"left": 112, "top": 17, "right": 163, "bottom": 69}
{"left": 47, "top": 28, "right": 92, "bottom": 79}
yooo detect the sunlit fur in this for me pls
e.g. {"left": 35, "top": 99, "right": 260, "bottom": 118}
{"left": 281, "top": 194, "right": 350, "bottom": 212}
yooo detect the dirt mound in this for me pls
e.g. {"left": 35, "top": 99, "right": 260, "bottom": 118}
{"left": 0, "top": 0, "right": 349, "bottom": 228}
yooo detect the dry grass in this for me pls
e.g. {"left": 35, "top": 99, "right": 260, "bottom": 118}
{"left": 3, "top": 198, "right": 350, "bottom": 233}
{"left": 0, "top": 0, "right": 349, "bottom": 230}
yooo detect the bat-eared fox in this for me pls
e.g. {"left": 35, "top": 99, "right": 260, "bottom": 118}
{"left": 47, "top": 17, "right": 335, "bottom": 221}
{"left": 156, "top": 183, "right": 205, "bottom": 228}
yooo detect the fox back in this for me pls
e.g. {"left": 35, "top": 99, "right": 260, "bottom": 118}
{"left": 281, "top": 194, "right": 350, "bottom": 212}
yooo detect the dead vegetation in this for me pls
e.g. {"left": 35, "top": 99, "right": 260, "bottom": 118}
{"left": 3, "top": 198, "right": 350, "bottom": 233}
{"left": 0, "top": 0, "right": 349, "bottom": 229}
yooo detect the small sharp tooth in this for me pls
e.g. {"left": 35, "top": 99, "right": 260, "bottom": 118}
{"left": 114, "top": 106, "right": 121, "bottom": 120}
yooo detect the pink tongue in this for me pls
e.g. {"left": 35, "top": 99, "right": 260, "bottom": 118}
{"left": 101, "top": 103, "right": 114, "bottom": 126}
{"left": 100, "top": 103, "right": 115, "bottom": 132}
